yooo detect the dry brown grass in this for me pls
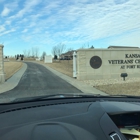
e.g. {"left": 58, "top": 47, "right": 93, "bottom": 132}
{"left": 10, "top": 58, "right": 35, "bottom": 61}
{"left": 24, "top": 58, "right": 36, "bottom": 61}
{"left": 4, "top": 61, "right": 23, "bottom": 80}
{"left": 46, "top": 60, "right": 73, "bottom": 77}
{"left": 94, "top": 82, "right": 140, "bottom": 96}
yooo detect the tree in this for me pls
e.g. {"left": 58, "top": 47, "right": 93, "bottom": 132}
{"left": 34, "top": 47, "right": 39, "bottom": 58}
{"left": 23, "top": 50, "right": 27, "bottom": 57}
{"left": 41, "top": 51, "right": 46, "bottom": 60}
{"left": 52, "top": 46, "right": 57, "bottom": 58}
{"left": 31, "top": 47, "right": 35, "bottom": 58}
{"left": 31, "top": 47, "right": 39, "bottom": 58}
{"left": 80, "top": 42, "right": 90, "bottom": 49}
{"left": 67, "top": 47, "right": 73, "bottom": 52}
{"left": 16, "top": 54, "right": 19, "bottom": 60}
{"left": 27, "top": 50, "right": 31, "bottom": 57}
{"left": 56, "top": 43, "right": 66, "bottom": 58}
{"left": 52, "top": 43, "right": 66, "bottom": 58}
{"left": 54, "top": 55, "right": 57, "bottom": 59}
{"left": 80, "top": 46, "right": 85, "bottom": 49}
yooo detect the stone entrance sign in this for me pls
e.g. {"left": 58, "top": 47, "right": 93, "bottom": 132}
{"left": 77, "top": 47, "right": 140, "bottom": 80}
{"left": 0, "top": 44, "right": 5, "bottom": 83}
{"left": 44, "top": 55, "right": 52, "bottom": 63}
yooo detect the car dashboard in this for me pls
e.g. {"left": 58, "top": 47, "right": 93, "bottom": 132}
{"left": 0, "top": 97, "right": 140, "bottom": 140}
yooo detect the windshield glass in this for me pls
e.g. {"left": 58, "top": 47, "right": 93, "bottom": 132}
{"left": 0, "top": 0, "right": 140, "bottom": 103}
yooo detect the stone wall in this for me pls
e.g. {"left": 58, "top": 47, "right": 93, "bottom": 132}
{"left": 77, "top": 48, "right": 140, "bottom": 80}
{"left": 0, "top": 44, "right": 5, "bottom": 83}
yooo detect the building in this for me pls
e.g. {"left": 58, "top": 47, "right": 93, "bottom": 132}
{"left": 60, "top": 50, "right": 76, "bottom": 60}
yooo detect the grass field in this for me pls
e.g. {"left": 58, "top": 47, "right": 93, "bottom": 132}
{"left": 46, "top": 60, "right": 73, "bottom": 77}
{"left": 94, "top": 82, "right": 140, "bottom": 96}
{"left": 4, "top": 61, "right": 23, "bottom": 80}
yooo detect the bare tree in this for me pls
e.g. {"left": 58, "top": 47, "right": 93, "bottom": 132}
{"left": 52, "top": 46, "right": 57, "bottom": 58}
{"left": 51, "top": 43, "right": 66, "bottom": 58}
{"left": 27, "top": 50, "right": 31, "bottom": 57}
{"left": 67, "top": 47, "right": 73, "bottom": 52}
{"left": 56, "top": 43, "right": 66, "bottom": 58}
{"left": 31, "top": 47, "right": 35, "bottom": 58}
{"left": 80, "top": 46, "right": 85, "bottom": 49}
{"left": 23, "top": 50, "right": 27, "bottom": 58}
{"left": 41, "top": 51, "right": 46, "bottom": 60}
{"left": 80, "top": 43, "right": 90, "bottom": 49}
{"left": 31, "top": 47, "right": 39, "bottom": 58}
{"left": 34, "top": 47, "right": 39, "bottom": 58}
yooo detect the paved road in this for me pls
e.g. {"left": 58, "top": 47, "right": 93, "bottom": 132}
{"left": 0, "top": 62, "right": 82, "bottom": 100}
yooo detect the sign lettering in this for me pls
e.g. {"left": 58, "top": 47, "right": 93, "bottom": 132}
{"left": 108, "top": 54, "right": 140, "bottom": 69}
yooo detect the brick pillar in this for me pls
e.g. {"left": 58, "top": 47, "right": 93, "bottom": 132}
{"left": 0, "top": 44, "right": 5, "bottom": 83}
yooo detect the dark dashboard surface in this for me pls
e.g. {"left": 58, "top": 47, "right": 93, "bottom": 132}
{"left": 0, "top": 97, "right": 140, "bottom": 140}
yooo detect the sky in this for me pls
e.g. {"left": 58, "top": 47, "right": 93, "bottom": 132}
{"left": 0, "top": 0, "right": 140, "bottom": 56}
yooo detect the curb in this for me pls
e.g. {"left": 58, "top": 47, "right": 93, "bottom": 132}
{"left": 0, "top": 63, "right": 27, "bottom": 93}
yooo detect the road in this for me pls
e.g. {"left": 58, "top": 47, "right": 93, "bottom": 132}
{"left": 0, "top": 62, "right": 82, "bottom": 100}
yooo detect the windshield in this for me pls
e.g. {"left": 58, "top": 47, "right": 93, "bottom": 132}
{"left": 0, "top": 0, "right": 140, "bottom": 103}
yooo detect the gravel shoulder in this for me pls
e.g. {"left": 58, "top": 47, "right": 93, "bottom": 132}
{"left": 82, "top": 78, "right": 140, "bottom": 96}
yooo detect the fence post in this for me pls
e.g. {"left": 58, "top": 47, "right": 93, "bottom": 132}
{"left": 73, "top": 51, "right": 77, "bottom": 78}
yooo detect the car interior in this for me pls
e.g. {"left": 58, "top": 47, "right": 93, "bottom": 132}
{"left": 0, "top": 96, "right": 140, "bottom": 140}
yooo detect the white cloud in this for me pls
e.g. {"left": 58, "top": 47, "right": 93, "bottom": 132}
{"left": 19, "top": 0, "right": 139, "bottom": 46}
{"left": 0, "top": 28, "right": 15, "bottom": 36}
{"left": 28, "top": 22, "right": 36, "bottom": 28}
{"left": 5, "top": 0, "right": 19, "bottom": 10}
{"left": 5, "top": 20, "right": 11, "bottom": 25}
{"left": 21, "top": 34, "right": 33, "bottom": 42}
{"left": 0, "top": 26, "right": 5, "bottom": 32}
{"left": 48, "top": 0, "right": 140, "bottom": 42}
{"left": 15, "top": 0, "right": 42, "bottom": 18}
{"left": 1, "top": 7, "right": 10, "bottom": 16}
{"left": 1, "top": 0, "right": 140, "bottom": 50}
{"left": 109, "top": 30, "right": 140, "bottom": 47}
{"left": 22, "top": 29, "right": 28, "bottom": 33}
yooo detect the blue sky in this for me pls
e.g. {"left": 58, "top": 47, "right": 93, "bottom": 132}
{"left": 0, "top": 0, "right": 140, "bottom": 56}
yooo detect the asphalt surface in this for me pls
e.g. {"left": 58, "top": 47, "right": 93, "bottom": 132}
{"left": 0, "top": 62, "right": 82, "bottom": 100}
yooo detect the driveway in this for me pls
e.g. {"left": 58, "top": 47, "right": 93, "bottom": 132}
{"left": 0, "top": 62, "right": 82, "bottom": 100}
